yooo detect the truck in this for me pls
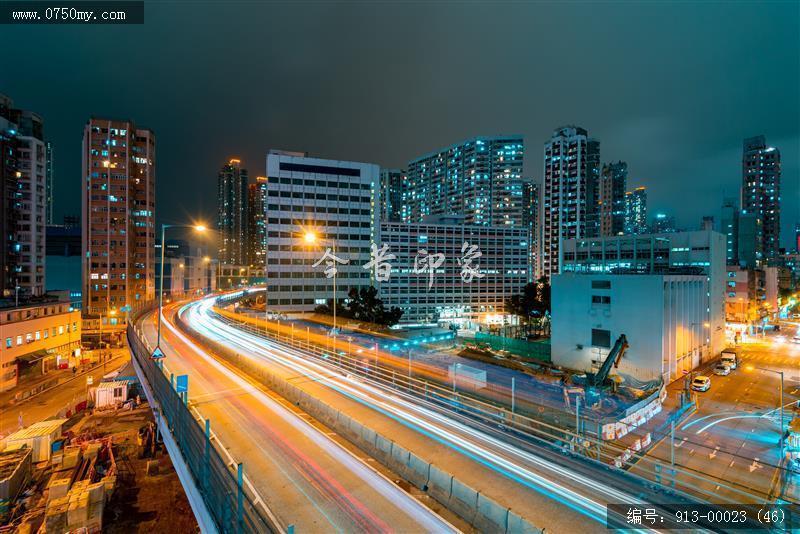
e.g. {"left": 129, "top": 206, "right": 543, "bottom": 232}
{"left": 720, "top": 347, "right": 738, "bottom": 370}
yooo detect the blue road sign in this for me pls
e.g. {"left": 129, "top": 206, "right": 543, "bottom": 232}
{"left": 151, "top": 347, "right": 165, "bottom": 360}
{"left": 176, "top": 374, "right": 189, "bottom": 393}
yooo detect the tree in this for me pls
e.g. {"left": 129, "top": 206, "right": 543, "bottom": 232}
{"left": 314, "top": 286, "right": 403, "bottom": 327}
{"left": 506, "top": 277, "right": 551, "bottom": 325}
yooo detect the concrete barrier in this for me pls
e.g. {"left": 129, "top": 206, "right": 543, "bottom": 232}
{"left": 448, "top": 477, "right": 479, "bottom": 524}
{"left": 177, "top": 316, "right": 543, "bottom": 534}
{"left": 427, "top": 465, "right": 453, "bottom": 504}
{"left": 475, "top": 492, "right": 509, "bottom": 533}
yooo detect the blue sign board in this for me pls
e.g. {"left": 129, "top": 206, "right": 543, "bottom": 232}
{"left": 175, "top": 374, "right": 189, "bottom": 393}
{"left": 151, "top": 347, "right": 165, "bottom": 360}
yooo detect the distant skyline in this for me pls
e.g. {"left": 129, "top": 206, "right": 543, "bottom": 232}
{"left": 1, "top": 2, "right": 797, "bottom": 247}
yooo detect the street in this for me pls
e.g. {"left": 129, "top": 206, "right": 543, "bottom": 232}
{"left": 634, "top": 328, "right": 800, "bottom": 504}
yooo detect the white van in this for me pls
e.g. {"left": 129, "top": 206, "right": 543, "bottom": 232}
{"left": 720, "top": 348, "right": 738, "bottom": 370}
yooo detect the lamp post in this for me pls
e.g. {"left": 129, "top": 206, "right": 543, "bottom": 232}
{"left": 102, "top": 309, "right": 116, "bottom": 372}
{"left": 303, "top": 231, "right": 338, "bottom": 335}
{"left": 158, "top": 224, "right": 207, "bottom": 350}
{"left": 746, "top": 364, "right": 785, "bottom": 448}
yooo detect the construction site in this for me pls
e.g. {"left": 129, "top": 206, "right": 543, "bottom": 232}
{"left": 0, "top": 363, "right": 196, "bottom": 533}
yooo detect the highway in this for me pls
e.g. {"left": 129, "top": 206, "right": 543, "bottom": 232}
{"left": 173, "top": 293, "right": 714, "bottom": 532}
{"left": 137, "top": 304, "right": 458, "bottom": 533}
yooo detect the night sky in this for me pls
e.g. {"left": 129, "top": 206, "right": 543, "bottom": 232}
{"left": 1, "top": 2, "right": 798, "bottom": 247}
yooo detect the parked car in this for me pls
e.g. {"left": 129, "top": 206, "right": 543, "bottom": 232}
{"left": 691, "top": 375, "right": 712, "bottom": 391}
{"left": 713, "top": 364, "right": 731, "bottom": 376}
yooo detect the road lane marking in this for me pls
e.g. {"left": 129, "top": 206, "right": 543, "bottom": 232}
{"left": 709, "top": 446, "right": 719, "bottom": 459}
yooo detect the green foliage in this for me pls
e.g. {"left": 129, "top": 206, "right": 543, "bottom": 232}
{"left": 505, "top": 277, "right": 551, "bottom": 322}
{"left": 314, "top": 286, "right": 403, "bottom": 327}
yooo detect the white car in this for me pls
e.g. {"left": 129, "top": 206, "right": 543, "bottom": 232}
{"left": 713, "top": 364, "right": 731, "bottom": 376}
{"left": 691, "top": 375, "right": 712, "bottom": 392}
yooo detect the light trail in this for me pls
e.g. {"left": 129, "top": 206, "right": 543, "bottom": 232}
{"left": 183, "top": 295, "right": 656, "bottom": 529}
{"left": 158, "top": 304, "right": 457, "bottom": 533}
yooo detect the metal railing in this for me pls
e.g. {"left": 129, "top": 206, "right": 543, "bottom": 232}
{"left": 127, "top": 304, "right": 281, "bottom": 534}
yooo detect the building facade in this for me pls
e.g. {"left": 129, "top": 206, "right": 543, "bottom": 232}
{"left": 0, "top": 301, "right": 81, "bottom": 392}
{"left": 0, "top": 94, "right": 48, "bottom": 297}
{"left": 737, "top": 213, "right": 763, "bottom": 269}
{"left": 247, "top": 176, "right": 267, "bottom": 267}
{"left": 379, "top": 168, "right": 407, "bottom": 223}
{"left": 741, "top": 135, "right": 781, "bottom": 261}
{"left": 624, "top": 187, "right": 647, "bottom": 235}
{"left": 650, "top": 213, "right": 676, "bottom": 234}
{"left": 378, "top": 216, "right": 529, "bottom": 325}
{"left": 155, "top": 243, "right": 218, "bottom": 297}
{"left": 559, "top": 229, "right": 727, "bottom": 358}
{"left": 265, "top": 151, "right": 378, "bottom": 313}
{"left": 552, "top": 273, "right": 714, "bottom": 384}
{"left": 541, "top": 126, "right": 599, "bottom": 278}
{"left": 81, "top": 118, "right": 156, "bottom": 326}
{"left": 720, "top": 197, "right": 739, "bottom": 265}
{"left": 217, "top": 159, "right": 249, "bottom": 265}
{"left": 405, "top": 136, "right": 525, "bottom": 227}
{"left": 522, "top": 181, "right": 539, "bottom": 280}
{"left": 598, "top": 161, "right": 627, "bottom": 237}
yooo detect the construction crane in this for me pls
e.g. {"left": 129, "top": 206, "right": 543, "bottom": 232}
{"left": 587, "top": 334, "right": 629, "bottom": 387}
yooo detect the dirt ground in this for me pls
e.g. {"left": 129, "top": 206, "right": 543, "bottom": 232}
{"left": 78, "top": 405, "right": 198, "bottom": 533}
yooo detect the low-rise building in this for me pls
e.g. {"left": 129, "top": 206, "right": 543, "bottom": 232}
{"left": 560, "top": 229, "right": 727, "bottom": 356}
{"left": 378, "top": 215, "right": 529, "bottom": 326}
{"left": 552, "top": 273, "right": 714, "bottom": 384}
{"left": 0, "top": 301, "right": 81, "bottom": 391}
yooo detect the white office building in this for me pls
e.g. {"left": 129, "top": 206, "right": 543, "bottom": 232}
{"left": 552, "top": 273, "right": 716, "bottom": 384}
{"left": 265, "top": 150, "right": 379, "bottom": 313}
{"left": 378, "top": 215, "right": 529, "bottom": 325}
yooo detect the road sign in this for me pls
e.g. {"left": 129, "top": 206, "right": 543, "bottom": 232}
{"left": 120, "top": 305, "right": 132, "bottom": 312}
{"left": 86, "top": 376, "right": 94, "bottom": 385}
{"left": 151, "top": 347, "right": 165, "bottom": 360}
{"left": 175, "top": 374, "right": 189, "bottom": 393}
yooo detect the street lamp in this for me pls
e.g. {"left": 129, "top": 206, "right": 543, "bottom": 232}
{"left": 745, "top": 364, "right": 786, "bottom": 448}
{"left": 303, "top": 230, "right": 339, "bottom": 335}
{"left": 157, "top": 223, "right": 207, "bottom": 351}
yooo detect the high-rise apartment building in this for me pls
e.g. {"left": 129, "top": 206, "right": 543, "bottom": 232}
{"left": 741, "top": 135, "right": 781, "bottom": 260}
{"left": 0, "top": 95, "right": 20, "bottom": 297}
{"left": 46, "top": 141, "right": 54, "bottom": 225}
{"left": 247, "top": 176, "right": 267, "bottom": 267}
{"left": 598, "top": 161, "right": 627, "bottom": 237}
{"left": 624, "top": 186, "right": 647, "bottom": 235}
{"left": 0, "top": 94, "right": 48, "bottom": 297}
{"left": 720, "top": 198, "right": 739, "bottom": 265}
{"left": 737, "top": 213, "right": 763, "bottom": 269}
{"left": 82, "top": 118, "right": 156, "bottom": 325}
{"left": 541, "top": 126, "right": 599, "bottom": 277}
{"left": 265, "top": 150, "right": 378, "bottom": 313}
{"left": 522, "top": 181, "right": 539, "bottom": 279}
{"left": 379, "top": 168, "right": 407, "bottom": 223}
{"left": 650, "top": 213, "right": 676, "bottom": 234}
{"left": 217, "top": 159, "right": 249, "bottom": 265}
{"left": 405, "top": 136, "right": 524, "bottom": 227}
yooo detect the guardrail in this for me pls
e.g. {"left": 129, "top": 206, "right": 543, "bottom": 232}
{"left": 209, "top": 297, "right": 788, "bottom": 509}
{"left": 127, "top": 303, "right": 281, "bottom": 534}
